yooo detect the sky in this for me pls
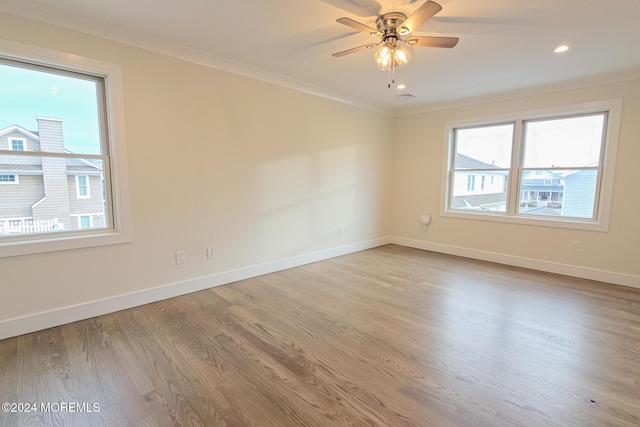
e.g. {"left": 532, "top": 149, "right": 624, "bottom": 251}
{"left": 456, "top": 114, "right": 605, "bottom": 170}
{"left": 0, "top": 62, "right": 102, "bottom": 155}
{"left": 456, "top": 124, "right": 514, "bottom": 168}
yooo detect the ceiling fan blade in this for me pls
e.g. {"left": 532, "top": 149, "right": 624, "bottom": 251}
{"left": 332, "top": 43, "right": 379, "bottom": 57}
{"left": 399, "top": 1, "right": 442, "bottom": 34}
{"left": 405, "top": 36, "right": 459, "bottom": 48}
{"left": 336, "top": 17, "right": 382, "bottom": 37}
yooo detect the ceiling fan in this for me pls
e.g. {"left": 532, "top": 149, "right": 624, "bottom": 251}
{"left": 332, "top": 0, "right": 459, "bottom": 87}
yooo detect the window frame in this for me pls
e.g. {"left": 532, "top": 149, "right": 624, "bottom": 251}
{"left": 441, "top": 99, "right": 623, "bottom": 232}
{"left": 0, "top": 174, "right": 18, "bottom": 184}
{"left": 0, "top": 39, "right": 132, "bottom": 257}
{"left": 9, "top": 137, "right": 26, "bottom": 151}
{"left": 77, "top": 215, "right": 93, "bottom": 229}
{"left": 75, "top": 175, "right": 91, "bottom": 199}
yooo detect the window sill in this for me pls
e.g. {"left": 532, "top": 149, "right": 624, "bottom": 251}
{"left": 0, "top": 227, "right": 133, "bottom": 258}
{"left": 441, "top": 209, "right": 609, "bottom": 232}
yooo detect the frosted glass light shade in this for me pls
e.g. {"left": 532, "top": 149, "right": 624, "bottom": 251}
{"left": 374, "top": 43, "right": 411, "bottom": 70}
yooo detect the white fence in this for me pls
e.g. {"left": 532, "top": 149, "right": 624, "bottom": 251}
{"left": 0, "top": 219, "right": 65, "bottom": 236}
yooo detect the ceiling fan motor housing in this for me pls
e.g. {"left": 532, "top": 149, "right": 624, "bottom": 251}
{"left": 376, "top": 12, "right": 408, "bottom": 44}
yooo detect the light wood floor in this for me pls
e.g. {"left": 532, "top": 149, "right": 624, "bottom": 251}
{"left": 1, "top": 245, "right": 640, "bottom": 426}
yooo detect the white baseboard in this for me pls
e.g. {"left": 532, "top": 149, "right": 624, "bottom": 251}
{"left": 0, "top": 237, "right": 392, "bottom": 340}
{"left": 390, "top": 236, "right": 640, "bottom": 289}
{"left": 3, "top": 236, "right": 637, "bottom": 340}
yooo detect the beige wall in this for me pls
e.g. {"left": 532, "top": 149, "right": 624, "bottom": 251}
{"left": 1, "top": 13, "right": 638, "bottom": 330}
{"left": 0, "top": 14, "right": 394, "bottom": 321}
{"left": 392, "top": 79, "right": 640, "bottom": 278}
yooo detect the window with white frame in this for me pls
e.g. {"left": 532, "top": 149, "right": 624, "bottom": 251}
{"left": 0, "top": 41, "right": 131, "bottom": 257}
{"left": 0, "top": 174, "right": 17, "bottom": 183}
{"left": 75, "top": 175, "right": 90, "bottom": 198}
{"left": 443, "top": 100, "right": 622, "bottom": 231}
{"left": 9, "top": 138, "right": 25, "bottom": 151}
{"left": 78, "top": 215, "right": 92, "bottom": 229}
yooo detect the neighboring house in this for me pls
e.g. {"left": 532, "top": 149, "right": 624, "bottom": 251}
{"left": 561, "top": 169, "right": 598, "bottom": 218}
{"left": 0, "top": 117, "right": 105, "bottom": 236}
{"left": 451, "top": 153, "right": 508, "bottom": 211}
{"left": 519, "top": 170, "right": 565, "bottom": 211}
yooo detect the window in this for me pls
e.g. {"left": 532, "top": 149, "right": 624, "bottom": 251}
{"left": 0, "top": 40, "right": 131, "bottom": 257}
{"left": 10, "top": 138, "right": 25, "bottom": 151}
{"left": 448, "top": 123, "right": 513, "bottom": 213}
{"left": 75, "top": 175, "right": 90, "bottom": 198}
{"left": 466, "top": 175, "right": 475, "bottom": 191}
{"left": 443, "top": 100, "right": 622, "bottom": 231}
{"left": 0, "top": 174, "right": 17, "bottom": 183}
{"left": 78, "top": 215, "right": 92, "bottom": 229}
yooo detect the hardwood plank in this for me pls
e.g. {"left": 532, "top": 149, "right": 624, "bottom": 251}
{"left": 1, "top": 245, "right": 640, "bottom": 426}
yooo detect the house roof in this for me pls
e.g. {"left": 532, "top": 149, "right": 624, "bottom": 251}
{"left": 522, "top": 170, "right": 563, "bottom": 180}
{"left": 450, "top": 192, "right": 507, "bottom": 209}
{"left": 66, "top": 163, "right": 102, "bottom": 172}
{"left": 0, "top": 125, "right": 40, "bottom": 141}
{"left": 0, "top": 163, "right": 42, "bottom": 171}
{"left": 0, "top": 161, "right": 101, "bottom": 173}
{"left": 1, "top": 123, "right": 102, "bottom": 172}
{"left": 455, "top": 153, "right": 501, "bottom": 170}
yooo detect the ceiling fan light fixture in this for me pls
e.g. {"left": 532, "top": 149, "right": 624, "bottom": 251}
{"left": 374, "top": 43, "right": 411, "bottom": 70}
{"left": 333, "top": 1, "right": 459, "bottom": 88}
{"left": 395, "top": 47, "right": 410, "bottom": 65}
{"left": 374, "top": 44, "right": 391, "bottom": 69}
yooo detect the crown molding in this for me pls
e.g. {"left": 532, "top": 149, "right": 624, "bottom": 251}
{"left": 0, "top": 6, "right": 393, "bottom": 116}
{"left": 2, "top": 4, "right": 639, "bottom": 118}
{"left": 393, "top": 67, "right": 640, "bottom": 117}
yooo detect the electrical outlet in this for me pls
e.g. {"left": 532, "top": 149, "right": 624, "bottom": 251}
{"left": 207, "top": 247, "right": 215, "bottom": 259}
{"left": 571, "top": 241, "right": 581, "bottom": 252}
{"left": 175, "top": 251, "right": 186, "bottom": 265}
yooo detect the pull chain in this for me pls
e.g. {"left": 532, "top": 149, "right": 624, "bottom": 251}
{"left": 387, "top": 58, "right": 396, "bottom": 88}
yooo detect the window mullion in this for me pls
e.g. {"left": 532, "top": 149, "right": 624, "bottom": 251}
{"left": 0, "top": 150, "right": 104, "bottom": 160}
{"left": 591, "top": 112, "right": 609, "bottom": 220}
{"left": 507, "top": 120, "right": 523, "bottom": 216}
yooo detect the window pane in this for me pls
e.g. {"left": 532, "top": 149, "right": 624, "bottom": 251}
{"left": 454, "top": 124, "right": 514, "bottom": 169}
{"left": 519, "top": 169, "right": 597, "bottom": 219}
{"left": 79, "top": 215, "right": 91, "bottom": 229}
{"left": 0, "top": 154, "right": 108, "bottom": 237}
{"left": 522, "top": 114, "right": 605, "bottom": 168}
{"left": 0, "top": 60, "right": 102, "bottom": 155}
{"left": 11, "top": 139, "right": 25, "bottom": 151}
{"left": 451, "top": 171, "right": 508, "bottom": 212}
{"left": 77, "top": 175, "right": 89, "bottom": 197}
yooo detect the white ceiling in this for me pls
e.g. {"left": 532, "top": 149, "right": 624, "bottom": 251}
{"left": 2, "top": 0, "right": 640, "bottom": 115}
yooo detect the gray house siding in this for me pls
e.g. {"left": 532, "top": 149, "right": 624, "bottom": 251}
{"left": 0, "top": 175, "right": 45, "bottom": 217}
{"left": 561, "top": 170, "right": 598, "bottom": 218}
{"left": 0, "top": 130, "right": 41, "bottom": 168}
{"left": 1, "top": 129, "right": 41, "bottom": 152}
{"left": 36, "top": 117, "right": 64, "bottom": 152}
{"left": 31, "top": 119, "right": 73, "bottom": 229}
{"left": 0, "top": 118, "right": 105, "bottom": 234}
{"left": 67, "top": 174, "right": 103, "bottom": 212}
{"left": 66, "top": 174, "right": 105, "bottom": 230}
